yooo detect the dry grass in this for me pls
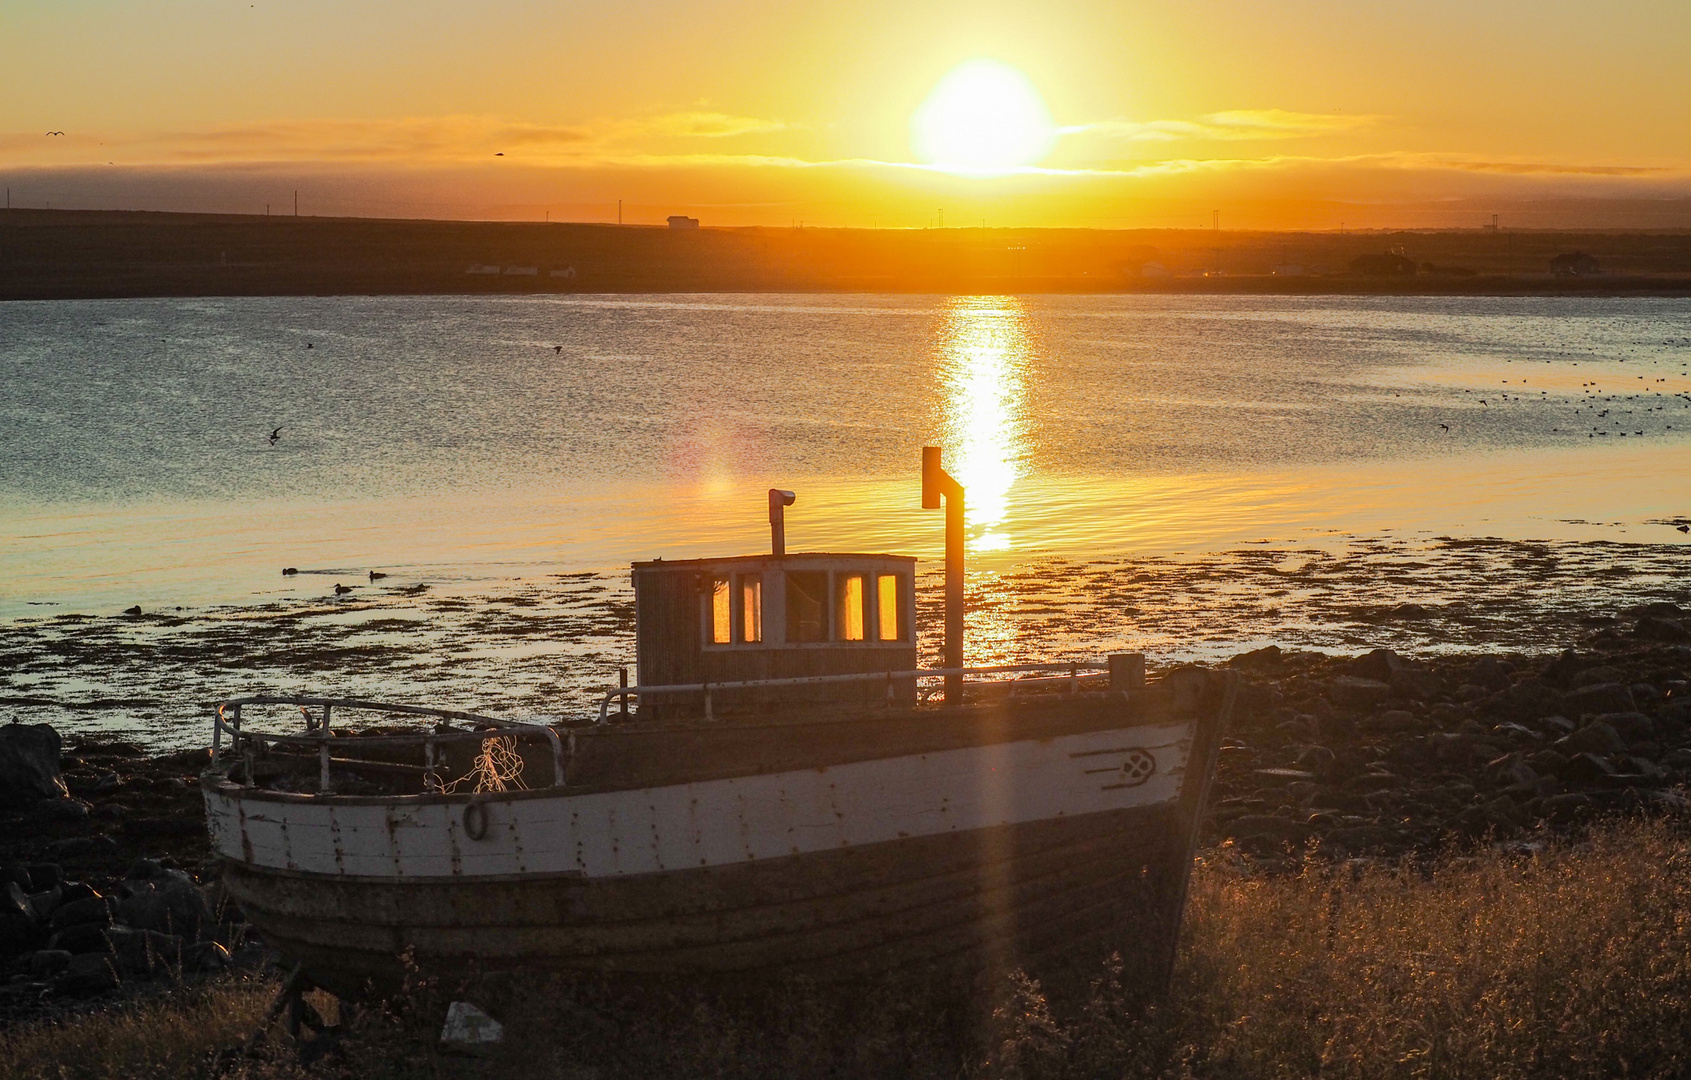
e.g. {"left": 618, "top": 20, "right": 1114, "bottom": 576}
{"left": 8, "top": 817, "right": 1691, "bottom": 1079}
{"left": 0, "top": 974, "right": 277, "bottom": 1080}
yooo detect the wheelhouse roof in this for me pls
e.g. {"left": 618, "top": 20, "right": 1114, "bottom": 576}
{"left": 632, "top": 552, "right": 916, "bottom": 570}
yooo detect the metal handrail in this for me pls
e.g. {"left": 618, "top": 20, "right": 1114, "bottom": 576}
{"left": 212, "top": 695, "right": 570, "bottom": 789}
{"left": 592, "top": 660, "right": 1110, "bottom": 724}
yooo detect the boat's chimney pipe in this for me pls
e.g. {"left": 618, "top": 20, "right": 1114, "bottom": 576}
{"left": 921, "top": 447, "right": 965, "bottom": 705}
{"left": 769, "top": 488, "right": 796, "bottom": 555}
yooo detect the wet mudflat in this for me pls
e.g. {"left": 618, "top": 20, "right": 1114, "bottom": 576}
{"left": 2, "top": 535, "right": 1685, "bottom": 749}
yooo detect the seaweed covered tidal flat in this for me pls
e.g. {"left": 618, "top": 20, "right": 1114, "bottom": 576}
{"left": 1, "top": 534, "right": 1686, "bottom": 750}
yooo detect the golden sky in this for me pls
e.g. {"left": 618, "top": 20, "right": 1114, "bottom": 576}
{"left": 4, "top": 0, "right": 1690, "bottom": 227}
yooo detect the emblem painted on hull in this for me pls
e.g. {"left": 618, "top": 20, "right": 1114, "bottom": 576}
{"left": 1072, "top": 745, "right": 1158, "bottom": 790}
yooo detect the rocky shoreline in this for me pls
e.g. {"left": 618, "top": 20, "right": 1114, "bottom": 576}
{"left": 1206, "top": 604, "right": 1691, "bottom": 861}
{"left": 1, "top": 602, "right": 1687, "bottom": 1029}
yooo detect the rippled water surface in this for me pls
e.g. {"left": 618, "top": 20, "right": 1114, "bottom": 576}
{"left": 2, "top": 294, "right": 1689, "bottom": 744}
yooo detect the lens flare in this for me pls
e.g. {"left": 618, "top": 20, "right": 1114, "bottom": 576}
{"left": 911, "top": 60, "right": 1057, "bottom": 175}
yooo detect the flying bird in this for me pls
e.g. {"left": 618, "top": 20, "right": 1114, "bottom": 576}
{"left": 553, "top": 345, "right": 562, "bottom": 355}
{"left": 268, "top": 426, "right": 282, "bottom": 445}
{"left": 495, "top": 152, "right": 504, "bottom": 156}
{"left": 45, "top": 131, "right": 64, "bottom": 136}
{"left": 1439, "top": 423, "right": 1449, "bottom": 432}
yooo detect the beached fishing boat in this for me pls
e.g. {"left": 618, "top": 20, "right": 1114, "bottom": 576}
{"left": 202, "top": 451, "right": 1234, "bottom": 997}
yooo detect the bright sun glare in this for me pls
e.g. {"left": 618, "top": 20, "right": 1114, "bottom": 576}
{"left": 911, "top": 60, "right": 1056, "bottom": 175}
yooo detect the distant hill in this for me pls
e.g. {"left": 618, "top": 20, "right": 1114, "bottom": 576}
{"left": 3, "top": 208, "right": 1689, "bottom": 299}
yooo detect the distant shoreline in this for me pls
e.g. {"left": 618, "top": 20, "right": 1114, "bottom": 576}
{"left": 5, "top": 207, "right": 1691, "bottom": 301}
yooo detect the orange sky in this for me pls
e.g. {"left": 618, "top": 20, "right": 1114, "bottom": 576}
{"left": 4, "top": 0, "right": 1690, "bottom": 228}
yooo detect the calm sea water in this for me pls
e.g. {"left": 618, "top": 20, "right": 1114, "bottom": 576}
{"left": 1, "top": 293, "right": 1689, "bottom": 612}
{"left": 4, "top": 293, "right": 1690, "bottom": 745}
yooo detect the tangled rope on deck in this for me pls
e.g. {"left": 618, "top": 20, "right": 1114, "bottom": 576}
{"left": 444, "top": 735, "right": 527, "bottom": 794}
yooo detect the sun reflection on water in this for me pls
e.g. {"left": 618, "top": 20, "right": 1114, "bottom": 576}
{"left": 934, "top": 297, "right": 1035, "bottom": 552}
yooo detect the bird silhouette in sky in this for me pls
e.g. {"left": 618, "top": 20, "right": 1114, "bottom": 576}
{"left": 1479, "top": 400, "right": 1488, "bottom": 406}
{"left": 1439, "top": 423, "right": 1450, "bottom": 432}
{"left": 495, "top": 152, "right": 504, "bottom": 157}
{"left": 553, "top": 345, "right": 562, "bottom": 355}
{"left": 45, "top": 131, "right": 64, "bottom": 136}
{"left": 268, "top": 426, "right": 282, "bottom": 445}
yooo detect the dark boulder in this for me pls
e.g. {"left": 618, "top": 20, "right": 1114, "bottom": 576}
{"left": 1227, "top": 645, "right": 1284, "bottom": 669}
{"left": 1359, "top": 709, "right": 1422, "bottom": 735}
{"left": 1344, "top": 648, "right": 1410, "bottom": 683}
{"left": 1391, "top": 666, "right": 1446, "bottom": 701}
{"left": 25, "top": 948, "right": 72, "bottom": 979}
{"left": 104, "top": 926, "right": 185, "bottom": 977}
{"left": 47, "top": 921, "right": 112, "bottom": 955}
{"left": 1558, "top": 753, "right": 1618, "bottom": 784}
{"left": 117, "top": 872, "right": 210, "bottom": 938}
{"left": 184, "top": 940, "right": 231, "bottom": 971}
{"left": 1, "top": 881, "right": 45, "bottom": 959}
{"left": 1540, "top": 649, "right": 1587, "bottom": 687}
{"left": 30, "top": 797, "right": 91, "bottom": 824}
{"left": 1635, "top": 617, "right": 1690, "bottom": 642}
{"left": 1595, "top": 711, "right": 1655, "bottom": 745}
{"left": 1564, "top": 682, "right": 1637, "bottom": 717}
{"left": 53, "top": 952, "right": 119, "bottom": 997}
{"left": 0, "top": 723, "right": 68, "bottom": 808}
{"left": 50, "top": 834, "right": 119, "bottom": 860}
{"left": 1469, "top": 657, "right": 1513, "bottom": 692}
{"left": 27, "top": 864, "right": 63, "bottom": 892}
{"left": 1329, "top": 676, "right": 1392, "bottom": 708}
{"left": 48, "top": 894, "right": 112, "bottom": 931}
{"left": 1541, "top": 792, "right": 1597, "bottom": 822}
{"left": 1553, "top": 721, "right": 1626, "bottom": 756}
{"left": 1482, "top": 679, "right": 1566, "bottom": 723}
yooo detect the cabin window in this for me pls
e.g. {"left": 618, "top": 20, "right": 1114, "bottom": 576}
{"left": 785, "top": 571, "right": 828, "bottom": 642}
{"left": 877, "top": 573, "right": 903, "bottom": 641}
{"left": 710, "top": 576, "right": 732, "bottom": 644}
{"left": 835, "top": 574, "right": 865, "bottom": 641}
{"left": 739, "top": 574, "right": 763, "bottom": 643}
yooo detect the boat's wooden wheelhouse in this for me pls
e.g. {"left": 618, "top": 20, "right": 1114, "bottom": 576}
{"left": 632, "top": 552, "right": 919, "bottom": 720}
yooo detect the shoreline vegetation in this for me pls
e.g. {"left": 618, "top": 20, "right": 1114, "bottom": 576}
{"left": 5, "top": 819, "right": 1691, "bottom": 1079}
{"left": 3, "top": 208, "right": 1691, "bottom": 300}
{"left": 2, "top": 605, "right": 1689, "bottom": 1076}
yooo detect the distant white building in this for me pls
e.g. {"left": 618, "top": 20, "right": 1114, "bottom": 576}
{"left": 503, "top": 265, "right": 539, "bottom": 276}
{"left": 549, "top": 266, "right": 578, "bottom": 279}
{"left": 466, "top": 264, "right": 501, "bottom": 275}
{"left": 667, "top": 215, "right": 700, "bottom": 230}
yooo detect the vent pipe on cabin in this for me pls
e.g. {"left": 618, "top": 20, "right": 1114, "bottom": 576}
{"left": 921, "top": 447, "right": 965, "bottom": 705}
{"left": 769, "top": 488, "right": 796, "bottom": 555}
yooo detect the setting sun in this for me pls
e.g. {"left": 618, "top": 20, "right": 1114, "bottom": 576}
{"left": 910, "top": 59, "right": 1056, "bottom": 175}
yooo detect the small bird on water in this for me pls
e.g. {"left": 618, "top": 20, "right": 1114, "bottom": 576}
{"left": 1677, "top": 524, "right": 1690, "bottom": 533}
{"left": 333, "top": 583, "right": 356, "bottom": 595}
{"left": 268, "top": 426, "right": 282, "bottom": 445}
{"left": 369, "top": 570, "right": 387, "bottom": 581}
